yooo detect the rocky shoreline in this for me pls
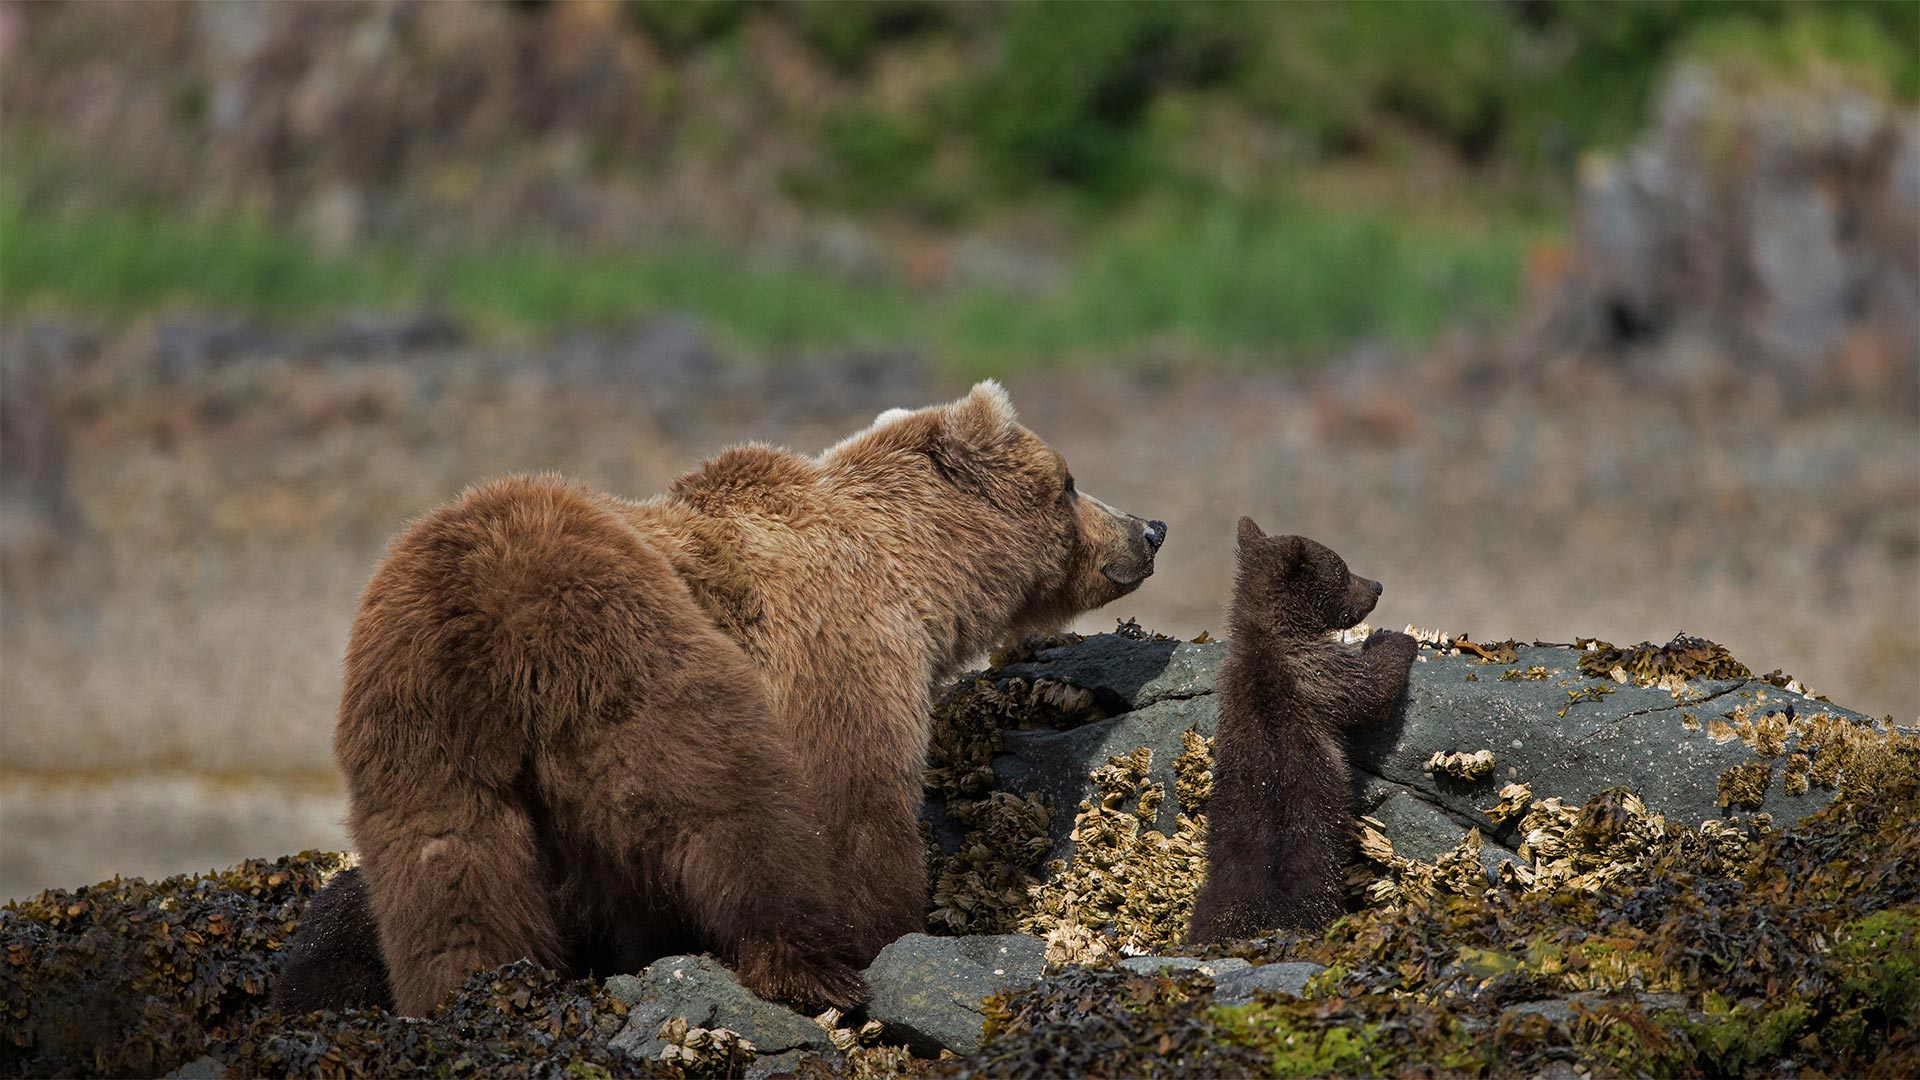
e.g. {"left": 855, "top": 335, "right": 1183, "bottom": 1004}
{"left": 4, "top": 629, "right": 1914, "bottom": 1078}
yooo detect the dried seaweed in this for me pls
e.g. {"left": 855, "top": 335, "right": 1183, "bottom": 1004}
{"left": 1577, "top": 632, "right": 1752, "bottom": 686}
{"left": 1, "top": 851, "right": 347, "bottom": 1078}
{"left": 214, "top": 960, "right": 665, "bottom": 1079}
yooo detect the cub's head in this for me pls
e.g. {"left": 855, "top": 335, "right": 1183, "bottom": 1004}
{"left": 1230, "top": 517, "right": 1381, "bottom": 635}
{"left": 823, "top": 381, "right": 1166, "bottom": 648}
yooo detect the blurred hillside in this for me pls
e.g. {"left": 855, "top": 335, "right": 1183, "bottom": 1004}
{"left": 0, "top": 2, "right": 1916, "bottom": 899}
{"left": 3, "top": 0, "right": 1915, "bottom": 361}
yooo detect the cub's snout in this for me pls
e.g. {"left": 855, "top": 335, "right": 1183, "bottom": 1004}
{"left": 1344, "top": 573, "right": 1383, "bottom": 626}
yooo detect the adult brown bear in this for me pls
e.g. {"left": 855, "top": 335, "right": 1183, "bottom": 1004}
{"left": 282, "top": 382, "right": 1165, "bottom": 1016}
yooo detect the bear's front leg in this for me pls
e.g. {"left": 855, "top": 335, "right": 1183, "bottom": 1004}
{"left": 1349, "top": 629, "right": 1418, "bottom": 726}
{"left": 839, "top": 799, "right": 931, "bottom": 961}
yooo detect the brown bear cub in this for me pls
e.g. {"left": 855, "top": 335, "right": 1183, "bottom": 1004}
{"left": 281, "top": 382, "right": 1165, "bottom": 1017}
{"left": 1187, "top": 518, "right": 1416, "bottom": 944}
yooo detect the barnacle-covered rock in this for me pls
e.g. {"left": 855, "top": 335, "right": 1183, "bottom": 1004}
{"left": 956, "top": 732, "right": 1919, "bottom": 1078}
{"left": 1018, "top": 744, "right": 1210, "bottom": 963}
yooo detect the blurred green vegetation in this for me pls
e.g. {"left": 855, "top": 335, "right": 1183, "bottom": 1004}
{"left": 2, "top": 0, "right": 1913, "bottom": 364}
{"left": 0, "top": 187, "right": 1541, "bottom": 370}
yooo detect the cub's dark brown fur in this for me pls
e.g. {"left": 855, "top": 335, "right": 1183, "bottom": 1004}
{"left": 1187, "top": 519, "right": 1416, "bottom": 944}
{"left": 289, "top": 383, "right": 1164, "bottom": 1016}
{"left": 270, "top": 867, "right": 391, "bottom": 1015}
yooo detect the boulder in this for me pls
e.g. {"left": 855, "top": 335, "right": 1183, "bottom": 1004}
{"left": 1213, "top": 961, "right": 1327, "bottom": 1004}
{"left": 862, "top": 933, "right": 1047, "bottom": 1056}
{"left": 607, "top": 955, "right": 836, "bottom": 1079}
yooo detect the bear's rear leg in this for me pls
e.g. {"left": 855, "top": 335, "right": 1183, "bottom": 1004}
{"left": 534, "top": 629, "right": 868, "bottom": 1011}
{"left": 355, "top": 788, "right": 562, "bottom": 1016}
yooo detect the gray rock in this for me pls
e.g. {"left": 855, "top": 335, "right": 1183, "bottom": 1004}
{"left": 1350, "top": 645, "right": 1878, "bottom": 837}
{"left": 996, "top": 636, "right": 1222, "bottom": 714}
{"left": 1361, "top": 783, "right": 1500, "bottom": 865}
{"left": 863, "top": 933, "right": 1047, "bottom": 1056}
{"left": 166, "top": 1057, "right": 227, "bottom": 1080}
{"left": 1213, "top": 961, "right": 1327, "bottom": 1004}
{"left": 607, "top": 955, "right": 835, "bottom": 1079}
{"left": 930, "top": 633, "right": 1882, "bottom": 887}
{"left": 1115, "top": 955, "right": 1251, "bottom": 978}
{"left": 1502, "top": 990, "right": 1694, "bottom": 1027}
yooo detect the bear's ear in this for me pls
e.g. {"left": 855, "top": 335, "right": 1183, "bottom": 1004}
{"left": 943, "top": 380, "right": 1017, "bottom": 454}
{"left": 928, "top": 381, "right": 1018, "bottom": 494}
{"left": 1236, "top": 516, "right": 1266, "bottom": 549}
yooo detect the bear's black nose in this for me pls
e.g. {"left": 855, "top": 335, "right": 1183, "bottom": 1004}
{"left": 1372, "top": 580, "right": 1384, "bottom": 597}
{"left": 1143, "top": 520, "right": 1167, "bottom": 552}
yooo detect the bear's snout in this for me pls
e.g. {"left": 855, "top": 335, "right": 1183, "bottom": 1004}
{"left": 1372, "top": 579, "right": 1383, "bottom": 598}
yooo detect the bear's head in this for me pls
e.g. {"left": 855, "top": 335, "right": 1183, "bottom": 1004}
{"left": 823, "top": 381, "right": 1166, "bottom": 654}
{"left": 1230, "top": 517, "right": 1381, "bottom": 636}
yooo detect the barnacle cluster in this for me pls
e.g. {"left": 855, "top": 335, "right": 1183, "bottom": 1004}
{"left": 1426, "top": 749, "right": 1497, "bottom": 782}
{"left": 923, "top": 675, "right": 1100, "bottom": 822}
{"left": 1717, "top": 760, "right": 1774, "bottom": 811}
{"left": 1020, "top": 738, "right": 1213, "bottom": 965}
{"left": 925, "top": 792, "right": 1051, "bottom": 935}
{"left": 923, "top": 665, "right": 1107, "bottom": 937}
{"left": 795, "top": 1009, "right": 924, "bottom": 1080}
{"left": 653, "top": 1016, "right": 754, "bottom": 1074}
{"left": 1482, "top": 782, "right": 1534, "bottom": 824}
{"left": 1705, "top": 693, "right": 1901, "bottom": 812}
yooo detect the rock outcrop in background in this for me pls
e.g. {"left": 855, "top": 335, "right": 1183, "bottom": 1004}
{"left": 1544, "top": 63, "right": 1918, "bottom": 406}
{"left": 5, "top": 628, "right": 1913, "bottom": 1078}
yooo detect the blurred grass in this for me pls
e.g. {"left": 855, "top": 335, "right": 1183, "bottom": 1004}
{"left": 0, "top": 189, "right": 1540, "bottom": 371}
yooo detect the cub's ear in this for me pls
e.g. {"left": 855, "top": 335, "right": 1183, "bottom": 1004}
{"left": 1271, "top": 534, "right": 1309, "bottom": 572}
{"left": 1236, "top": 516, "right": 1266, "bottom": 549}
{"left": 943, "top": 380, "right": 1017, "bottom": 454}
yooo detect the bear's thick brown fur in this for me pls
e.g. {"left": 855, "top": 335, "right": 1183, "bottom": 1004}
{"left": 1187, "top": 519, "right": 1414, "bottom": 944}
{"left": 322, "top": 382, "right": 1164, "bottom": 1016}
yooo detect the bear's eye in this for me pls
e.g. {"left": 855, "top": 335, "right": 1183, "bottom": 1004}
{"left": 1062, "top": 474, "right": 1076, "bottom": 498}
